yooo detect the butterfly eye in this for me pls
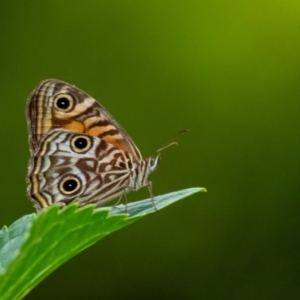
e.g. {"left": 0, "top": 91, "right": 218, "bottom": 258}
{"left": 53, "top": 94, "right": 75, "bottom": 112}
{"left": 70, "top": 135, "right": 92, "bottom": 153}
{"left": 149, "top": 155, "right": 160, "bottom": 172}
{"left": 59, "top": 175, "right": 82, "bottom": 195}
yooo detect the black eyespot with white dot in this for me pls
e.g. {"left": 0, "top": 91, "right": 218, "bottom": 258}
{"left": 56, "top": 97, "right": 70, "bottom": 109}
{"left": 53, "top": 94, "right": 75, "bottom": 112}
{"left": 71, "top": 135, "right": 92, "bottom": 154}
{"left": 74, "top": 137, "right": 88, "bottom": 149}
{"left": 59, "top": 175, "right": 82, "bottom": 195}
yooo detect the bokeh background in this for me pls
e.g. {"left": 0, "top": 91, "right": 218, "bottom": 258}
{"left": 1, "top": 1, "right": 300, "bottom": 299}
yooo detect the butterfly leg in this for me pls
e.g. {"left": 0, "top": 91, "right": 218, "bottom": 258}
{"left": 113, "top": 195, "right": 123, "bottom": 207}
{"left": 124, "top": 191, "right": 128, "bottom": 213}
{"left": 147, "top": 181, "right": 157, "bottom": 211}
{"left": 112, "top": 190, "right": 128, "bottom": 213}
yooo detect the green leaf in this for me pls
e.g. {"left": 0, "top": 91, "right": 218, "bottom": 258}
{"left": 0, "top": 187, "right": 205, "bottom": 300}
{"left": 0, "top": 215, "right": 34, "bottom": 274}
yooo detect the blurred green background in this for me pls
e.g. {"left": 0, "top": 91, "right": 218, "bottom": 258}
{"left": 1, "top": 0, "right": 300, "bottom": 299}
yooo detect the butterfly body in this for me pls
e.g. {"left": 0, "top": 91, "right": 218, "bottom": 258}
{"left": 27, "top": 80, "right": 160, "bottom": 211}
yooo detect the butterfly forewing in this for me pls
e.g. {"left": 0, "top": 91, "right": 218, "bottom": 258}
{"left": 27, "top": 79, "right": 142, "bottom": 161}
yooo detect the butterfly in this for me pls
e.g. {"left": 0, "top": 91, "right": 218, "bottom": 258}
{"left": 26, "top": 79, "right": 160, "bottom": 211}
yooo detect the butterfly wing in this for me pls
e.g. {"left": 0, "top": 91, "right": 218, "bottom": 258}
{"left": 27, "top": 129, "right": 134, "bottom": 210}
{"left": 27, "top": 79, "right": 142, "bottom": 161}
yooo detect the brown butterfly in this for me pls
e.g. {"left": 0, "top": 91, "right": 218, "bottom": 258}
{"left": 26, "top": 79, "right": 160, "bottom": 211}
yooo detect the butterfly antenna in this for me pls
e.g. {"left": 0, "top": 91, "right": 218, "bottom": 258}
{"left": 156, "top": 129, "right": 189, "bottom": 153}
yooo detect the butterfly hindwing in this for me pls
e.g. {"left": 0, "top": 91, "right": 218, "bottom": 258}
{"left": 27, "top": 129, "right": 133, "bottom": 210}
